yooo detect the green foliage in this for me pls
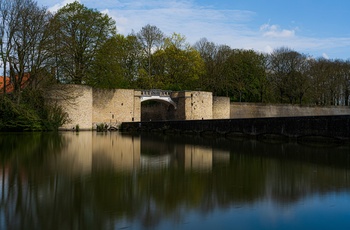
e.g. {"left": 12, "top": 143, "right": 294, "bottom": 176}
{"left": 96, "top": 123, "right": 108, "bottom": 132}
{"left": 150, "top": 37, "right": 205, "bottom": 90}
{"left": 137, "top": 24, "right": 165, "bottom": 78}
{"left": 42, "top": 103, "right": 70, "bottom": 130}
{"left": 268, "top": 47, "right": 311, "bottom": 104}
{"left": 225, "top": 50, "right": 268, "bottom": 102}
{"left": 3, "top": 0, "right": 349, "bottom": 107}
{"left": 87, "top": 34, "right": 140, "bottom": 89}
{"left": 0, "top": 90, "right": 69, "bottom": 131}
{"left": 194, "top": 40, "right": 269, "bottom": 102}
{"left": 0, "top": 95, "right": 42, "bottom": 131}
{"left": 48, "top": 1, "right": 116, "bottom": 84}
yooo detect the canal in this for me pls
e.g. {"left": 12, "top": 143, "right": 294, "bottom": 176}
{"left": 0, "top": 131, "right": 350, "bottom": 229}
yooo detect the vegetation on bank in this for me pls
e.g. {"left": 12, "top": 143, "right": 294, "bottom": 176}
{"left": 0, "top": 90, "right": 68, "bottom": 131}
{"left": 0, "top": 0, "right": 350, "bottom": 130}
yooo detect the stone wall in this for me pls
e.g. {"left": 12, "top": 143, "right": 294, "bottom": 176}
{"left": 47, "top": 86, "right": 141, "bottom": 130}
{"left": 230, "top": 103, "right": 350, "bottom": 118}
{"left": 133, "top": 91, "right": 141, "bottom": 122}
{"left": 171, "top": 91, "right": 188, "bottom": 120}
{"left": 46, "top": 84, "right": 93, "bottom": 130}
{"left": 92, "top": 89, "right": 138, "bottom": 128}
{"left": 47, "top": 85, "right": 229, "bottom": 130}
{"left": 147, "top": 91, "right": 216, "bottom": 120}
{"left": 188, "top": 91, "right": 213, "bottom": 120}
{"left": 213, "top": 97, "right": 230, "bottom": 119}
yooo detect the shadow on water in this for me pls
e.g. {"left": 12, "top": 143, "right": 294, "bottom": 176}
{"left": 0, "top": 131, "right": 350, "bottom": 229}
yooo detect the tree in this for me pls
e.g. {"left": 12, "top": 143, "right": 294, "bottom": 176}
{"left": 307, "top": 58, "right": 330, "bottom": 105}
{"left": 0, "top": 0, "right": 51, "bottom": 98}
{"left": 213, "top": 45, "right": 233, "bottom": 96}
{"left": 151, "top": 33, "right": 204, "bottom": 90}
{"left": 136, "top": 24, "right": 164, "bottom": 85}
{"left": 10, "top": 0, "right": 52, "bottom": 91}
{"left": 308, "top": 58, "right": 350, "bottom": 106}
{"left": 47, "top": 1, "right": 116, "bottom": 84}
{"left": 225, "top": 49, "right": 267, "bottom": 102}
{"left": 194, "top": 39, "right": 269, "bottom": 101}
{"left": 339, "top": 60, "right": 350, "bottom": 106}
{"left": 87, "top": 34, "right": 141, "bottom": 88}
{"left": 0, "top": 0, "right": 12, "bottom": 94}
{"left": 194, "top": 38, "right": 232, "bottom": 95}
{"left": 268, "top": 47, "right": 310, "bottom": 104}
{"left": 193, "top": 38, "right": 218, "bottom": 91}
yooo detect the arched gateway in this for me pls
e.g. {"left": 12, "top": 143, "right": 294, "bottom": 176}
{"left": 45, "top": 85, "right": 230, "bottom": 130}
{"left": 140, "top": 89, "right": 177, "bottom": 109}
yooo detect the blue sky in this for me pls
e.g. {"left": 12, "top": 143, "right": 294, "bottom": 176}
{"left": 36, "top": 0, "right": 350, "bottom": 60}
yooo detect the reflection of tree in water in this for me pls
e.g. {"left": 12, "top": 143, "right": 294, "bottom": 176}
{"left": 0, "top": 132, "right": 67, "bottom": 229}
{"left": 0, "top": 132, "right": 350, "bottom": 229}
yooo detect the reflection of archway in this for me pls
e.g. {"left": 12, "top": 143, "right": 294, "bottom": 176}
{"left": 141, "top": 100, "right": 176, "bottom": 121}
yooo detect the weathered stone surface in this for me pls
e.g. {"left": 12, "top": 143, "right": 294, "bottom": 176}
{"left": 46, "top": 84, "right": 93, "bottom": 130}
{"left": 213, "top": 97, "right": 230, "bottom": 119}
{"left": 46, "top": 85, "right": 229, "bottom": 130}
{"left": 92, "top": 88, "right": 136, "bottom": 129}
{"left": 48, "top": 85, "right": 350, "bottom": 133}
{"left": 231, "top": 103, "right": 350, "bottom": 118}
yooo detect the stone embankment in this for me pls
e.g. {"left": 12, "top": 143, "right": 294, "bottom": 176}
{"left": 121, "top": 115, "right": 350, "bottom": 143}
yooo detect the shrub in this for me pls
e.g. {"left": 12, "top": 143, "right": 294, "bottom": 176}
{"left": 0, "top": 89, "right": 69, "bottom": 131}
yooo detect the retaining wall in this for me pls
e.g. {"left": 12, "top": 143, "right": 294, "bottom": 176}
{"left": 121, "top": 115, "right": 350, "bottom": 141}
{"left": 231, "top": 103, "right": 350, "bottom": 118}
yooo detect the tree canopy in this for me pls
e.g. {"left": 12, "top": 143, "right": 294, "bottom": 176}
{"left": 1, "top": 0, "right": 350, "bottom": 107}
{"left": 47, "top": 1, "right": 116, "bottom": 84}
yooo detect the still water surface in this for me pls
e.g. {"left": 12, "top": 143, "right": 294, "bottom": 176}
{"left": 0, "top": 131, "right": 350, "bottom": 230}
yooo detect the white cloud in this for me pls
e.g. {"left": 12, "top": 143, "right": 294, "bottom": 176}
{"left": 38, "top": 0, "right": 350, "bottom": 59}
{"left": 260, "top": 23, "right": 295, "bottom": 38}
{"left": 322, "top": 53, "right": 329, "bottom": 59}
{"left": 264, "top": 45, "right": 274, "bottom": 54}
{"left": 48, "top": 0, "right": 78, "bottom": 12}
{"left": 106, "top": 1, "right": 255, "bottom": 44}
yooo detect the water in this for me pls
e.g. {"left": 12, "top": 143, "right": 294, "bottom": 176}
{"left": 0, "top": 131, "right": 350, "bottom": 230}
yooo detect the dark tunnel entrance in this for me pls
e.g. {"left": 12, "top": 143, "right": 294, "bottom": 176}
{"left": 141, "top": 100, "right": 176, "bottom": 121}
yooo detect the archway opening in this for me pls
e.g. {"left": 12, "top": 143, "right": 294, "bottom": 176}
{"left": 141, "top": 100, "right": 176, "bottom": 121}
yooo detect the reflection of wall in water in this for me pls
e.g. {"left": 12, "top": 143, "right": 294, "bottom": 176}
{"left": 92, "top": 133, "right": 140, "bottom": 171}
{"left": 52, "top": 132, "right": 140, "bottom": 175}
{"left": 184, "top": 145, "right": 213, "bottom": 170}
{"left": 213, "top": 150, "right": 230, "bottom": 164}
{"left": 53, "top": 132, "right": 93, "bottom": 175}
{"left": 140, "top": 136, "right": 231, "bottom": 171}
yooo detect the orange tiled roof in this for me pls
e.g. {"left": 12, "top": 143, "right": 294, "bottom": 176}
{"left": 0, "top": 74, "right": 30, "bottom": 93}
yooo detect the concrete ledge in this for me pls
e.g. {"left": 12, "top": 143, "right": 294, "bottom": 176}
{"left": 121, "top": 115, "right": 350, "bottom": 142}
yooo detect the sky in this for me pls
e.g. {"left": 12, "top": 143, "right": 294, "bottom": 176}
{"left": 36, "top": 0, "right": 350, "bottom": 60}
